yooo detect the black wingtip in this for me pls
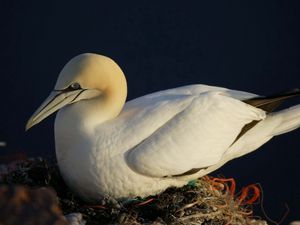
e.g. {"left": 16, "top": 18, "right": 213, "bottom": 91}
{"left": 244, "top": 88, "right": 300, "bottom": 112}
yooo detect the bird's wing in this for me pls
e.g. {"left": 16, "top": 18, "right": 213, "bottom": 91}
{"left": 123, "top": 90, "right": 265, "bottom": 178}
{"left": 131, "top": 84, "right": 258, "bottom": 102}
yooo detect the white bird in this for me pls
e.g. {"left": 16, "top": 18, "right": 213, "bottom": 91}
{"left": 26, "top": 53, "right": 300, "bottom": 202}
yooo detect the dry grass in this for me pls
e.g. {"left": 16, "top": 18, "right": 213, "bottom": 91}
{"left": 0, "top": 158, "right": 268, "bottom": 225}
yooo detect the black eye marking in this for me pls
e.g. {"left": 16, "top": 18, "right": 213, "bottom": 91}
{"left": 70, "top": 82, "right": 81, "bottom": 90}
{"left": 53, "top": 82, "right": 83, "bottom": 92}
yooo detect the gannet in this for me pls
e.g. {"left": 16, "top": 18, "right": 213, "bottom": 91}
{"left": 26, "top": 53, "right": 300, "bottom": 201}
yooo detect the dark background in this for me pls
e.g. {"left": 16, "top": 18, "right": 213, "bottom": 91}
{"left": 1, "top": 0, "right": 300, "bottom": 223}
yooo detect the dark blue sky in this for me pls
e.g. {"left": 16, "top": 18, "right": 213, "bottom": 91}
{"left": 1, "top": 1, "right": 300, "bottom": 223}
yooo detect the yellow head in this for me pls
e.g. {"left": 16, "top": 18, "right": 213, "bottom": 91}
{"left": 26, "top": 53, "right": 127, "bottom": 130}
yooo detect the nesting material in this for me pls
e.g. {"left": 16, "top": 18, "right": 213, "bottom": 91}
{"left": 0, "top": 158, "right": 267, "bottom": 225}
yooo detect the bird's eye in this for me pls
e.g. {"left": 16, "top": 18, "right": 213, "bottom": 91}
{"left": 70, "top": 83, "right": 81, "bottom": 90}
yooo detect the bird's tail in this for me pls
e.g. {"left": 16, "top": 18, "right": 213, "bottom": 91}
{"left": 244, "top": 88, "right": 300, "bottom": 136}
{"left": 271, "top": 105, "right": 300, "bottom": 136}
{"left": 226, "top": 89, "right": 300, "bottom": 159}
{"left": 233, "top": 89, "right": 300, "bottom": 143}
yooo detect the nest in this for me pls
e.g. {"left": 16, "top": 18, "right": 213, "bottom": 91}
{"left": 0, "top": 158, "right": 267, "bottom": 225}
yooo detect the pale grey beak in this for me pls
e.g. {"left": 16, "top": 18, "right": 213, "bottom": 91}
{"left": 26, "top": 89, "right": 85, "bottom": 131}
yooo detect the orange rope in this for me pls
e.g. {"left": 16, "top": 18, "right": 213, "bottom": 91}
{"left": 237, "top": 184, "right": 260, "bottom": 205}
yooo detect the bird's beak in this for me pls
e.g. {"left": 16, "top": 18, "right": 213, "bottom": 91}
{"left": 26, "top": 89, "right": 85, "bottom": 131}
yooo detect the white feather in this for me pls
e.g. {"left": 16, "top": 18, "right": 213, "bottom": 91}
{"left": 27, "top": 54, "right": 300, "bottom": 201}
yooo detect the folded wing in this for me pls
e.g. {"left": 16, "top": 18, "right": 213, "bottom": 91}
{"left": 125, "top": 90, "right": 265, "bottom": 178}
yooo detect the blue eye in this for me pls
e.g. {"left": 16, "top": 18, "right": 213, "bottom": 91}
{"left": 70, "top": 83, "right": 81, "bottom": 90}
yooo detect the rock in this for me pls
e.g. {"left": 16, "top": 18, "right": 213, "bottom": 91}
{"left": 0, "top": 185, "right": 68, "bottom": 225}
{"left": 290, "top": 221, "right": 300, "bottom": 225}
{"left": 65, "top": 213, "right": 86, "bottom": 225}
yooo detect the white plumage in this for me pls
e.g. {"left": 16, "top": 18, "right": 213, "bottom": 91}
{"left": 26, "top": 53, "right": 300, "bottom": 201}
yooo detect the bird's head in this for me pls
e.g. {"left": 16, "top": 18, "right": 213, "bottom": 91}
{"left": 26, "top": 53, "right": 127, "bottom": 131}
